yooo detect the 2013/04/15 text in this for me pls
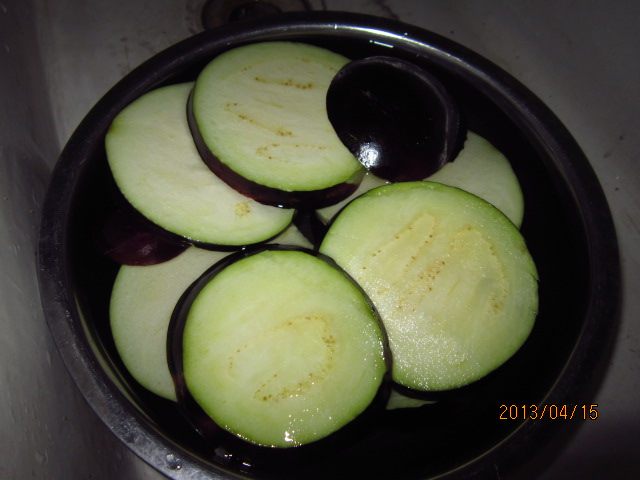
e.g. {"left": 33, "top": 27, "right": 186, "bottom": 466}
{"left": 498, "top": 404, "right": 599, "bottom": 421}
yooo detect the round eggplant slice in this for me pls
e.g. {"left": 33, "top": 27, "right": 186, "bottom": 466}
{"left": 427, "top": 132, "right": 524, "bottom": 227}
{"left": 320, "top": 182, "right": 538, "bottom": 392}
{"left": 316, "top": 132, "right": 524, "bottom": 227}
{"left": 317, "top": 172, "right": 388, "bottom": 224}
{"left": 326, "top": 56, "right": 464, "bottom": 182}
{"left": 170, "top": 247, "right": 388, "bottom": 447}
{"left": 105, "top": 82, "right": 293, "bottom": 246}
{"left": 110, "top": 247, "right": 227, "bottom": 400}
{"left": 267, "top": 223, "right": 313, "bottom": 249}
{"left": 110, "top": 226, "right": 311, "bottom": 401}
{"left": 189, "top": 42, "right": 364, "bottom": 208}
{"left": 386, "top": 389, "right": 436, "bottom": 410}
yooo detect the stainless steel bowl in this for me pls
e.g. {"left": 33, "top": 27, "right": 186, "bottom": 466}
{"left": 38, "top": 11, "right": 619, "bottom": 479}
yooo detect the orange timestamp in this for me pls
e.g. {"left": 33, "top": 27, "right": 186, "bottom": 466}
{"left": 499, "top": 403, "right": 599, "bottom": 421}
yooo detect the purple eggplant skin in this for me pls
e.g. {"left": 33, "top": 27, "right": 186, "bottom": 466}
{"left": 326, "top": 56, "right": 465, "bottom": 182}
{"left": 96, "top": 175, "right": 296, "bottom": 262}
{"left": 292, "top": 210, "right": 328, "bottom": 249}
{"left": 166, "top": 245, "right": 392, "bottom": 460}
{"left": 186, "top": 91, "right": 363, "bottom": 209}
{"left": 95, "top": 197, "right": 189, "bottom": 266}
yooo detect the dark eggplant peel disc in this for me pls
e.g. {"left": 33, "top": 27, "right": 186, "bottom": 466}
{"left": 327, "top": 56, "right": 464, "bottom": 182}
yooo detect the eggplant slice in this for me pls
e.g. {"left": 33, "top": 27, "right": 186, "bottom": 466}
{"left": 320, "top": 182, "right": 538, "bottom": 392}
{"left": 106, "top": 82, "right": 293, "bottom": 247}
{"left": 170, "top": 247, "right": 389, "bottom": 447}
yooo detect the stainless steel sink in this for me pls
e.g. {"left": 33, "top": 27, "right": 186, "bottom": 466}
{"left": 2, "top": 1, "right": 638, "bottom": 478}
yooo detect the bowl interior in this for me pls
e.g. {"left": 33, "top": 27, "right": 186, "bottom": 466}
{"left": 65, "top": 25, "right": 590, "bottom": 479}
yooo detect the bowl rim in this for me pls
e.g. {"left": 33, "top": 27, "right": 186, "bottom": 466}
{"left": 37, "top": 10, "right": 620, "bottom": 479}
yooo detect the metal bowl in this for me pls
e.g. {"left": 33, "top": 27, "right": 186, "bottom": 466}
{"left": 38, "top": 11, "right": 619, "bottom": 479}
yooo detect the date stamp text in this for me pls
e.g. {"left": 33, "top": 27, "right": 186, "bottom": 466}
{"left": 498, "top": 404, "right": 599, "bottom": 421}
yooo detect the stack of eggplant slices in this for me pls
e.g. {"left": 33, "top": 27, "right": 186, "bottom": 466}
{"left": 105, "top": 41, "right": 538, "bottom": 448}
